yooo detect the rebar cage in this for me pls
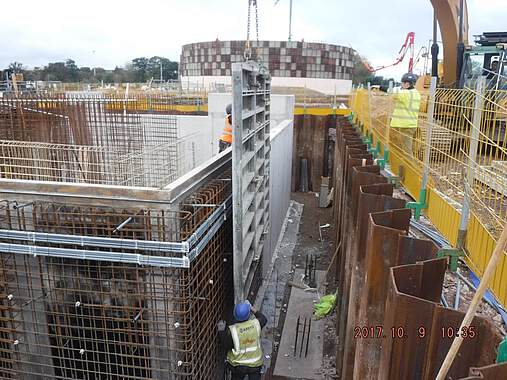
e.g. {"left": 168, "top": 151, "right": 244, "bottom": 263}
{"left": 0, "top": 171, "right": 234, "bottom": 379}
{"left": 0, "top": 93, "right": 198, "bottom": 188}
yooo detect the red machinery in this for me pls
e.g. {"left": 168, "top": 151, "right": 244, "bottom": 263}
{"left": 365, "top": 32, "right": 415, "bottom": 73}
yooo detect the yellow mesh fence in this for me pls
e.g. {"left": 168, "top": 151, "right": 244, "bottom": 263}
{"left": 351, "top": 82, "right": 507, "bottom": 306}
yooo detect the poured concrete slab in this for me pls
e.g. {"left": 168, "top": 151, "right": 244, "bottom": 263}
{"left": 273, "top": 269, "right": 325, "bottom": 380}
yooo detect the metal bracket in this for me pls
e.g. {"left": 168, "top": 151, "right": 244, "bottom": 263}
{"left": 387, "top": 175, "right": 400, "bottom": 188}
{"left": 406, "top": 188, "right": 428, "bottom": 220}
{"left": 497, "top": 336, "right": 507, "bottom": 363}
{"left": 437, "top": 247, "right": 464, "bottom": 272}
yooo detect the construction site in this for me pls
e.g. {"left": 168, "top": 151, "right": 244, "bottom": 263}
{"left": 1, "top": 0, "right": 507, "bottom": 379}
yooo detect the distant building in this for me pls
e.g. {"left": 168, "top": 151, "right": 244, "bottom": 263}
{"left": 180, "top": 40, "right": 354, "bottom": 95}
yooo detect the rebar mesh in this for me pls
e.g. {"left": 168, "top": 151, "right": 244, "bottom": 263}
{"left": 0, "top": 173, "right": 233, "bottom": 379}
{"left": 0, "top": 93, "right": 194, "bottom": 188}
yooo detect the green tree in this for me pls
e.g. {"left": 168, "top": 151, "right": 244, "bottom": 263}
{"left": 65, "top": 59, "right": 79, "bottom": 82}
{"left": 8, "top": 61, "right": 24, "bottom": 74}
{"left": 352, "top": 52, "right": 372, "bottom": 85}
{"left": 147, "top": 56, "right": 179, "bottom": 81}
{"left": 42, "top": 62, "right": 66, "bottom": 81}
{"left": 132, "top": 57, "right": 149, "bottom": 82}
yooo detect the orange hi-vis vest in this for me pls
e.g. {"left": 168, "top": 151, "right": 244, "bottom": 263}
{"left": 220, "top": 117, "right": 232, "bottom": 143}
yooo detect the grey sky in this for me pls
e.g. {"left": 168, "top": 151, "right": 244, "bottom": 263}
{"left": 1, "top": 0, "right": 505, "bottom": 80}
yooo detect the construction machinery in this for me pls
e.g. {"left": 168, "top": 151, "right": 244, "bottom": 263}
{"left": 364, "top": 32, "right": 415, "bottom": 74}
{"left": 459, "top": 32, "right": 507, "bottom": 89}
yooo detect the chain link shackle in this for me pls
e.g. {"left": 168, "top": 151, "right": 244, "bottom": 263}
{"left": 244, "top": 0, "right": 253, "bottom": 60}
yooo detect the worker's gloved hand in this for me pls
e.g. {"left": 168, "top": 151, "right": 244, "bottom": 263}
{"left": 217, "top": 320, "right": 226, "bottom": 332}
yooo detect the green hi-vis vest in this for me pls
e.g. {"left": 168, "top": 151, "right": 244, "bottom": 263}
{"left": 226, "top": 318, "right": 263, "bottom": 368}
{"left": 390, "top": 88, "right": 422, "bottom": 129}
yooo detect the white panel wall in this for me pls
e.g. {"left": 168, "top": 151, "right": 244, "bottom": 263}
{"left": 176, "top": 100, "right": 293, "bottom": 279}
{"left": 181, "top": 75, "right": 352, "bottom": 95}
{"left": 176, "top": 94, "right": 294, "bottom": 173}
{"left": 264, "top": 119, "right": 294, "bottom": 275}
{"left": 176, "top": 115, "right": 212, "bottom": 169}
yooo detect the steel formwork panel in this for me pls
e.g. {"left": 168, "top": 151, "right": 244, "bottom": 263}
{"left": 231, "top": 61, "right": 271, "bottom": 302}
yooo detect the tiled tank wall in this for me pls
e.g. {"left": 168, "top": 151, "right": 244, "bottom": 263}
{"left": 180, "top": 40, "right": 354, "bottom": 80}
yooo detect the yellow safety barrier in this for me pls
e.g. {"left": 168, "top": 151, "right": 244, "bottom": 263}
{"left": 351, "top": 82, "right": 507, "bottom": 306}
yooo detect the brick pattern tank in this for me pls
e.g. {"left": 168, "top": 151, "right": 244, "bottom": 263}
{"left": 180, "top": 40, "right": 354, "bottom": 80}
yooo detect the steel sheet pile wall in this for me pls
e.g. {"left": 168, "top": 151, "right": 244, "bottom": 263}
{"left": 333, "top": 116, "right": 505, "bottom": 380}
{"left": 0, "top": 174, "right": 234, "bottom": 379}
{"left": 292, "top": 114, "right": 336, "bottom": 192}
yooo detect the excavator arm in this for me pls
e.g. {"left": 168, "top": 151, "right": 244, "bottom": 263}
{"left": 430, "top": 0, "right": 469, "bottom": 85}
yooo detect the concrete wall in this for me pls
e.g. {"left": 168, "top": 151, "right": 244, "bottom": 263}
{"left": 176, "top": 115, "right": 213, "bottom": 171}
{"left": 264, "top": 119, "right": 294, "bottom": 275}
{"left": 175, "top": 94, "right": 294, "bottom": 171}
{"left": 181, "top": 76, "right": 352, "bottom": 95}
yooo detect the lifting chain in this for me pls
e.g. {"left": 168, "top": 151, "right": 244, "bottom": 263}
{"left": 244, "top": 0, "right": 259, "bottom": 61}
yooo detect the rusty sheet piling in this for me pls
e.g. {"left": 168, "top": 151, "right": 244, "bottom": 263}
{"left": 336, "top": 165, "right": 386, "bottom": 377}
{"left": 380, "top": 259, "right": 502, "bottom": 380}
{"left": 340, "top": 182, "right": 406, "bottom": 380}
{"left": 458, "top": 362, "right": 507, "bottom": 379}
{"left": 331, "top": 115, "right": 507, "bottom": 380}
{"left": 353, "top": 208, "right": 412, "bottom": 379}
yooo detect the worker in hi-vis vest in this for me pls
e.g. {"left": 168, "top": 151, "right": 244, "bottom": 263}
{"left": 389, "top": 72, "right": 421, "bottom": 156}
{"left": 218, "top": 301, "right": 267, "bottom": 379}
{"left": 219, "top": 103, "right": 233, "bottom": 153}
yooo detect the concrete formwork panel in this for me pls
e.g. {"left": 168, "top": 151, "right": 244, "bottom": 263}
{"left": 231, "top": 61, "right": 271, "bottom": 302}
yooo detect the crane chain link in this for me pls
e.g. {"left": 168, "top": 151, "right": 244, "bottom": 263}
{"left": 244, "top": 0, "right": 259, "bottom": 61}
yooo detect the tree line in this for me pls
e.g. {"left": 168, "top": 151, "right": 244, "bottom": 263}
{"left": 1, "top": 56, "right": 179, "bottom": 83}
{"left": 352, "top": 52, "right": 395, "bottom": 87}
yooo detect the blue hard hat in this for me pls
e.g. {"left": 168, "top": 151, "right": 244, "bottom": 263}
{"left": 401, "top": 72, "right": 418, "bottom": 84}
{"left": 233, "top": 302, "right": 251, "bottom": 322}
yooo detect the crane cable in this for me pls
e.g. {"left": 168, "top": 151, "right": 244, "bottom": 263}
{"left": 244, "top": 0, "right": 259, "bottom": 60}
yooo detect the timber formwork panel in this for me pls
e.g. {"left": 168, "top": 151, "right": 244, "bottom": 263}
{"left": 0, "top": 173, "right": 234, "bottom": 379}
{"left": 231, "top": 61, "right": 271, "bottom": 302}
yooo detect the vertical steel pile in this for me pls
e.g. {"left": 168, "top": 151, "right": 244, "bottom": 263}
{"left": 458, "top": 362, "right": 507, "bottom": 379}
{"left": 353, "top": 208, "right": 439, "bottom": 379}
{"left": 333, "top": 115, "right": 507, "bottom": 380}
{"left": 380, "top": 259, "right": 501, "bottom": 379}
{"left": 340, "top": 182, "right": 406, "bottom": 379}
{"left": 334, "top": 116, "right": 406, "bottom": 377}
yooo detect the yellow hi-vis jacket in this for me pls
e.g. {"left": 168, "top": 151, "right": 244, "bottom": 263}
{"left": 226, "top": 318, "right": 263, "bottom": 368}
{"left": 390, "top": 88, "right": 421, "bottom": 129}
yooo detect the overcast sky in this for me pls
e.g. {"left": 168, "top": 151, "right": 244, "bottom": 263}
{"left": 1, "top": 0, "right": 505, "bottom": 79}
